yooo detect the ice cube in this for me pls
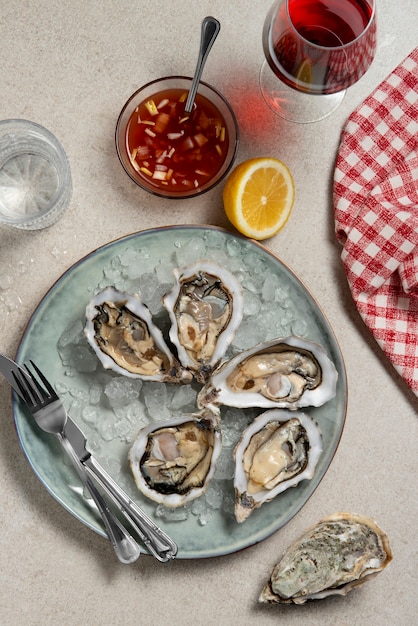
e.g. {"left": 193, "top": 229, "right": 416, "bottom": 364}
{"left": 142, "top": 381, "right": 170, "bottom": 421}
{"left": 104, "top": 377, "right": 141, "bottom": 408}
{"left": 205, "top": 482, "right": 223, "bottom": 510}
{"left": 174, "top": 237, "right": 207, "bottom": 267}
{"left": 57, "top": 319, "right": 85, "bottom": 348}
{"left": 155, "top": 504, "right": 189, "bottom": 522}
{"left": 155, "top": 259, "right": 175, "bottom": 284}
{"left": 198, "top": 506, "right": 214, "bottom": 526}
{"left": 262, "top": 273, "right": 280, "bottom": 302}
{"left": 243, "top": 291, "right": 261, "bottom": 317}
{"left": 118, "top": 247, "right": 155, "bottom": 278}
{"left": 226, "top": 237, "right": 242, "bottom": 257}
{"left": 233, "top": 318, "right": 265, "bottom": 350}
{"left": 67, "top": 345, "right": 98, "bottom": 373}
{"left": 81, "top": 405, "right": 99, "bottom": 426}
{"left": 214, "top": 446, "right": 235, "bottom": 480}
{"left": 292, "top": 318, "right": 308, "bottom": 336}
{"left": 169, "top": 384, "right": 197, "bottom": 411}
{"left": 88, "top": 383, "right": 102, "bottom": 405}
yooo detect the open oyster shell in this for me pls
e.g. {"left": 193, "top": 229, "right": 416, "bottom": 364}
{"left": 85, "top": 286, "right": 191, "bottom": 383}
{"left": 259, "top": 512, "right": 392, "bottom": 604}
{"left": 163, "top": 260, "right": 244, "bottom": 383}
{"left": 234, "top": 409, "right": 322, "bottom": 522}
{"left": 198, "top": 336, "right": 338, "bottom": 410}
{"left": 128, "top": 408, "right": 222, "bottom": 507}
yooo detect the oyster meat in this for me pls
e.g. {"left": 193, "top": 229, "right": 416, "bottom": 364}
{"left": 163, "top": 261, "right": 243, "bottom": 383}
{"left": 198, "top": 336, "right": 338, "bottom": 410}
{"left": 129, "top": 409, "right": 222, "bottom": 507}
{"left": 234, "top": 409, "right": 322, "bottom": 522}
{"left": 259, "top": 512, "right": 392, "bottom": 604}
{"left": 85, "top": 286, "right": 191, "bottom": 383}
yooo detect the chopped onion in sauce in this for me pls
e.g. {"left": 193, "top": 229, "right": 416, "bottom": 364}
{"left": 125, "top": 88, "right": 229, "bottom": 192}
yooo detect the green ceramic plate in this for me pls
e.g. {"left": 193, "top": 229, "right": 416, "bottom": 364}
{"left": 14, "top": 225, "right": 347, "bottom": 559}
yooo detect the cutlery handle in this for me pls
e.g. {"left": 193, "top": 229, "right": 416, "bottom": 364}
{"left": 83, "top": 455, "right": 178, "bottom": 562}
{"left": 59, "top": 436, "right": 141, "bottom": 565}
{"left": 184, "top": 16, "right": 221, "bottom": 113}
{"left": 184, "top": 15, "right": 221, "bottom": 113}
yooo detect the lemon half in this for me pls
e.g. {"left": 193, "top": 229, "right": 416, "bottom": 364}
{"left": 223, "top": 157, "right": 295, "bottom": 240}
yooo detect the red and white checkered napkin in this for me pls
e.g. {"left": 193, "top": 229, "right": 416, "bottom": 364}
{"left": 333, "top": 47, "right": 418, "bottom": 395}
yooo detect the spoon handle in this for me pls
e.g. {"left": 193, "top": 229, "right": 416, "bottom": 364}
{"left": 59, "top": 435, "right": 141, "bottom": 564}
{"left": 83, "top": 455, "right": 178, "bottom": 561}
{"left": 184, "top": 16, "right": 221, "bottom": 113}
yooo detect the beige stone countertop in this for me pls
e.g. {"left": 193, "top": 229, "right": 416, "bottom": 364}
{"left": 0, "top": 1, "right": 417, "bottom": 625}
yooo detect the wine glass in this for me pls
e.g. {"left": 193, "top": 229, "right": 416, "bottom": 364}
{"left": 260, "top": 0, "right": 377, "bottom": 123}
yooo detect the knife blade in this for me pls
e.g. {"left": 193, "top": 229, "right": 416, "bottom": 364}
{"left": 0, "top": 352, "right": 25, "bottom": 395}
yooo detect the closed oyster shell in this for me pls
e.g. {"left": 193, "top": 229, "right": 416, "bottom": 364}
{"left": 234, "top": 409, "right": 322, "bottom": 522}
{"left": 259, "top": 513, "right": 392, "bottom": 604}
{"left": 198, "top": 336, "right": 338, "bottom": 410}
{"left": 163, "top": 261, "right": 243, "bottom": 383}
{"left": 128, "top": 409, "right": 222, "bottom": 507}
{"left": 85, "top": 287, "right": 191, "bottom": 383}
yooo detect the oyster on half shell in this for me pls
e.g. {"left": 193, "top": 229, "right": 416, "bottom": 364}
{"left": 234, "top": 409, "right": 322, "bottom": 522}
{"left": 198, "top": 336, "right": 338, "bottom": 410}
{"left": 163, "top": 261, "right": 244, "bottom": 383}
{"left": 85, "top": 287, "right": 191, "bottom": 383}
{"left": 128, "top": 409, "right": 222, "bottom": 507}
{"left": 259, "top": 512, "right": 392, "bottom": 604}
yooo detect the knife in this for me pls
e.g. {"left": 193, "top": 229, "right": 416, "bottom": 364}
{"left": 0, "top": 352, "right": 24, "bottom": 393}
{"left": 0, "top": 352, "right": 178, "bottom": 561}
{"left": 63, "top": 416, "right": 178, "bottom": 560}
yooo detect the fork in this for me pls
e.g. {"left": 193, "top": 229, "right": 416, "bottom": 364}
{"left": 13, "top": 360, "right": 177, "bottom": 562}
{"left": 13, "top": 362, "right": 141, "bottom": 564}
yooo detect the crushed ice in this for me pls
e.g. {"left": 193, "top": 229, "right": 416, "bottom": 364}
{"left": 56, "top": 231, "right": 310, "bottom": 527}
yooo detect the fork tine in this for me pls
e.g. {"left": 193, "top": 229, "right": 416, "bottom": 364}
{"left": 13, "top": 370, "right": 38, "bottom": 406}
{"left": 28, "top": 360, "right": 56, "bottom": 398}
{"left": 23, "top": 362, "right": 51, "bottom": 404}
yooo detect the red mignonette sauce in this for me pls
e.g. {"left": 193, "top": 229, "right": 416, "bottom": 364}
{"left": 125, "top": 88, "right": 229, "bottom": 194}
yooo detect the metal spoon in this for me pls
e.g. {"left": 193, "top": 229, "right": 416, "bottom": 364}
{"left": 184, "top": 16, "right": 221, "bottom": 113}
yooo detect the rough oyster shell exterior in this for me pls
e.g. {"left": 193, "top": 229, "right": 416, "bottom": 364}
{"left": 259, "top": 512, "right": 392, "bottom": 604}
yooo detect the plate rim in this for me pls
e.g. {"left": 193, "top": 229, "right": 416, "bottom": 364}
{"left": 13, "top": 224, "right": 348, "bottom": 559}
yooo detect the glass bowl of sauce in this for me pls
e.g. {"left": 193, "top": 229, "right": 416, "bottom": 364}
{"left": 115, "top": 76, "right": 239, "bottom": 198}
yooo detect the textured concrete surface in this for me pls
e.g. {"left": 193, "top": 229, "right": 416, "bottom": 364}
{"left": 0, "top": 1, "right": 416, "bottom": 625}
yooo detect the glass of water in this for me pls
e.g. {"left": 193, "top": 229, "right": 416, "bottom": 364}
{"left": 0, "top": 119, "right": 72, "bottom": 229}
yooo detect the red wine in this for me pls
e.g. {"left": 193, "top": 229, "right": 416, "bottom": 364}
{"left": 291, "top": 0, "right": 372, "bottom": 46}
{"left": 263, "top": 0, "right": 376, "bottom": 95}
